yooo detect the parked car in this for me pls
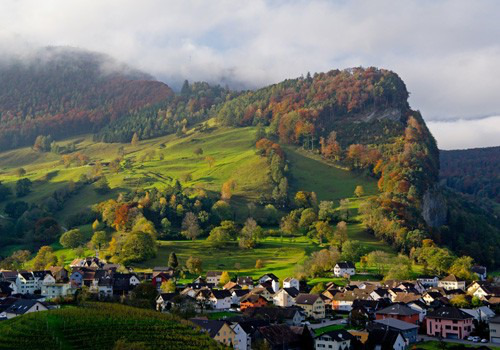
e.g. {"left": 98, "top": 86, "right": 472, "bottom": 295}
{"left": 471, "top": 336, "right": 481, "bottom": 342}
{"left": 481, "top": 339, "right": 488, "bottom": 343}
{"left": 467, "top": 336, "right": 474, "bottom": 341}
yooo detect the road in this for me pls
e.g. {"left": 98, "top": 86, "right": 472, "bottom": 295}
{"left": 418, "top": 335, "right": 497, "bottom": 348}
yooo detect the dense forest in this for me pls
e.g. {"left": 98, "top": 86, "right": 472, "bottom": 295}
{"left": 440, "top": 147, "right": 499, "bottom": 214}
{"left": 0, "top": 47, "right": 173, "bottom": 151}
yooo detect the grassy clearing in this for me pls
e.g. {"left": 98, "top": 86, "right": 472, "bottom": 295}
{"left": 417, "top": 341, "right": 500, "bottom": 350}
{"left": 134, "top": 236, "right": 321, "bottom": 280}
{"left": 313, "top": 324, "right": 347, "bottom": 336}
{"left": 284, "top": 146, "right": 377, "bottom": 202}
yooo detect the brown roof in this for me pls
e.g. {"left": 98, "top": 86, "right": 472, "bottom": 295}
{"left": 295, "top": 293, "right": 321, "bottom": 305}
{"left": 441, "top": 274, "right": 462, "bottom": 282}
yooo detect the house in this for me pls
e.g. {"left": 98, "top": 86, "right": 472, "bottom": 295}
{"left": 231, "top": 289, "right": 250, "bottom": 305}
{"left": 41, "top": 282, "right": 75, "bottom": 299}
{"left": 406, "top": 300, "right": 428, "bottom": 323}
{"left": 333, "top": 262, "right": 356, "bottom": 277}
{"left": 314, "top": 329, "right": 353, "bottom": 350}
{"left": 0, "top": 299, "right": 48, "bottom": 319}
{"left": 438, "top": 274, "right": 466, "bottom": 291}
{"left": 244, "top": 306, "right": 305, "bottom": 326}
{"left": 425, "top": 306, "right": 474, "bottom": 339}
{"left": 230, "top": 319, "right": 269, "bottom": 350}
{"left": 191, "top": 319, "right": 236, "bottom": 347}
{"left": 206, "top": 271, "right": 223, "bottom": 286}
{"left": 273, "top": 287, "right": 300, "bottom": 307}
{"left": 392, "top": 292, "right": 421, "bottom": 304}
{"left": 422, "top": 291, "right": 444, "bottom": 305}
{"left": 467, "top": 281, "right": 500, "bottom": 300}
{"left": 250, "top": 286, "right": 275, "bottom": 302}
{"left": 257, "top": 324, "right": 303, "bottom": 350}
{"left": 295, "top": 294, "right": 325, "bottom": 320}
{"left": 240, "top": 294, "right": 267, "bottom": 311}
{"left": 16, "top": 272, "right": 37, "bottom": 294}
{"left": 156, "top": 292, "right": 179, "bottom": 311}
{"left": 152, "top": 272, "right": 172, "bottom": 290}
{"left": 0, "top": 281, "right": 13, "bottom": 297}
{"left": 375, "top": 304, "right": 420, "bottom": 325}
{"left": 283, "top": 277, "right": 300, "bottom": 290}
{"left": 365, "top": 328, "right": 407, "bottom": 350}
{"left": 0, "top": 270, "right": 18, "bottom": 282}
{"left": 223, "top": 281, "right": 241, "bottom": 291}
{"left": 331, "top": 290, "right": 372, "bottom": 312}
{"left": 258, "top": 273, "right": 279, "bottom": 284}
{"left": 460, "top": 306, "right": 496, "bottom": 322}
{"left": 70, "top": 257, "right": 103, "bottom": 269}
{"left": 471, "top": 266, "right": 487, "bottom": 281}
{"left": 32, "top": 270, "right": 51, "bottom": 290}
{"left": 371, "top": 288, "right": 390, "bottom": 301}
{"left": 208, "top": 290, "right": 232, "bottom": 310}
{"left": 69, "top": 269, "right": 84, "bottom": 287}
{"left": 490, "top": 315, "right": 500, "bottom": 344}
{"left": 152, "top": 266, "right": 175, "bottom": 278}
{"left": 372, "top": 318, "right": 419, "bottom": 344}
{"left": 113, "top": 273, "right": 140, "bottom": 295}
{"left": 237, "top": 276, "right": 254, "bottom": 289}
{"left": 416, "top": 276, "right": 439, "bottom": 288}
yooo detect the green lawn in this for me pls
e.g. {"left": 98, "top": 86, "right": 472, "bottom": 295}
{"left": 134, "top": 236, "right": 321, "bottom": 280}
{"left": 417, "top": 341, "right": 500, "bottom": 350}
{"left": 313, "top": 324, "right": 348, "bottom": 336}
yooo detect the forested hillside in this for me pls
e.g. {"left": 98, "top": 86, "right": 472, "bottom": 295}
{"left": 0, "top": 48, "right": 498, "bottom": 268}
{"left": 0, "top": 47, "right": 173, "bottom": 151}
{"left": 440, "top": 146, "right": 499, "bottom": 213}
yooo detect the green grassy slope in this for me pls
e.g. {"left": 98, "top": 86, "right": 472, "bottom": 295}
{"left": 0, "top": 303, "right": 224, "bottom": 350}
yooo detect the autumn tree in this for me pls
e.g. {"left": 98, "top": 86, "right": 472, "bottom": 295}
{"left": 33, "top": 246, "right": 57, "bottom": 270}
{"left": 15, "top": 168, "right": 26, "bottom": 177}
{"left": 255, "top": 259, "right": 264, "bottom": 269}
{"left": 333, "top": 221, "right": 348, "bottom": 250}
{"left": 315, "top": 221, "right": 334, "bottom": 244}
{"left": 205, "top": 156, "right": 215, "bottom": 168}
{"left": 131, "top": 132, "right": 139, "bottom": 146}
{"left": 219, "top": 271, "right": 230, "bottom": 286}
{"left": 366, "top": 250, "right": 392, "bottom": 276}
{"left": 448, "top": 256, "right": 475, "bottom": 281}
{"left": 161, "top": 280, "right": 176, "bottom": 293}
{"left": 120, "top": 231, "right": 157, "bottom": 264}
{"left": 239, "top": 218, "right": 263, "bottom": 249}
{"left": 181, "top": 212, "right": 201, "bottom": 240}
{"left": 354, "top": 185, "right": 365, "bottom": 197}
{"left": 193, "top": 147, "right": 203, "bottom": 156}
{"left": 221, "top": 179, "right": 236, "bottom": 201}
{"left": 186, "top": 256, "right": 203, "bottom": 274}
{"left": 59, "top": 228, "right": 85, "bottom": 248}
{"left": 90, "top": 231, "right": 108, "bottom": 250}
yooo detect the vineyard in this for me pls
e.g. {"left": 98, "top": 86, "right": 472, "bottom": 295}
{"left": 0, "top": 303, "right": 226, "bottom": 349}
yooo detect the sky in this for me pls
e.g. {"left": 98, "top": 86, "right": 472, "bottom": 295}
{"left": 0, "top": 0, "right": 499, "bottom": 150}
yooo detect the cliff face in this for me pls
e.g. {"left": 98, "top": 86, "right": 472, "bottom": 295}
{"left": 422, "top": 187, "right": 448, "bottom": 227}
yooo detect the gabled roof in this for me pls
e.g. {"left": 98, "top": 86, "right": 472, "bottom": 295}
{"left": 0, "top": 281, "right": 13, "bottom": 294}
{"left": 441, "top": 274, "right": 462, "bottom": 282}
{"left": 376, "top": 303, "right": 419, "bottom": 316}
{"left": 283, "top": 277, "right": 297, "bottom": 283}
{"left": 240, "top": 294, "right": 266, "bottom": 303}
{"left": 258, "top": 324, "right": 301, "bottom": 347}
{"left": 374, "top": 318, "right": 419, "bottom": 331}
{"left": 190, "top": 319, "right": 228, "bottom": 338}
{"left": 206, "top": 271, "right": 222, "bottom": 277}
{"left": 317, "top": 329, "right": 354, "bottom": 342}
{"left": 335, "top": 261, "right": 355, "bottom": 269}
{"left": 366, "top": 329, "right": 404, "bottom": 349}
{"left": 18, "top": 272, "right": 34, "bottom": 280}
{"left": 5, "top": 299, "right": 45, "bottom": 315}
{"left": 426, "top": 307, "right": 473, "bottom": 320}
{"left": 295, "top": 293, "right": 321, "bottom": 305}
{"left": 282, "top": 287, "right": 300, "bottom": 298}
{"left": 32, "top": 270, "right": 51, "bottom": 279}
{"left": 232, "top": 289, "right": 250, "bottom": 297}
{"left": 244, "top": 306, "right": 303, "bottom": 321}
{"left": 258, "top": 273, "right": 279, "bottom": 281}
{"left": 211, "top": 289, "right": 232, "bottom": 300}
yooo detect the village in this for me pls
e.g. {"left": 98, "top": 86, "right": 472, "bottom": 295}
{"left": 1, "top": 257, "right": 499, "bottom": 350}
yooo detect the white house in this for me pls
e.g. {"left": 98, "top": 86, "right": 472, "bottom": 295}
{"left": 333, "top": 262, "right": 356, "bottom": 277}
{"left": 273, "top": 287, "right": 300, "bottom": 307}
{"left": 438, "top": 274, "right": 466, "bottom": 291}
{"left": 208, "top": 290, "right": 232, "bottom": 310}
{"left": 206, "top": 271, "right": 223, "bottom": 286}
{"left": 1, "top": 300, "right": 48, "bottom": 319}
{"left": 231, "top": 323, "right": 251, "bottom": 350}
{"left": 16, "top": 272, "right": 37, "bottom": 294}
{"left": 314, "top": 329, "right": 353, "bottom": 350}
{"left": 283, "top": 277, "right": 300, "bottom": 290}
{"left": 416, "top": 276, "right": 439, "bottom": 288}
{"left": 41, "top": 283, "right": 75, "bottom": 299}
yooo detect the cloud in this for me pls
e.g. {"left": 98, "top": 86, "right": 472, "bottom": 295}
{"left": 0, "top": 0, "right": 499, "bottom": 148}
{"left": 427, "top": 116, "right": 500, "bottom": 150}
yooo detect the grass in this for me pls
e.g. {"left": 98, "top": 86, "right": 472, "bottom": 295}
{"left": 284, "top": 146, "right": 377, "bottom": 202}
{"left": 313, "top": 324, "right": 347, "bottom": 336}
{"left": 134, "top": 236, "right": 321, "bottom": 280}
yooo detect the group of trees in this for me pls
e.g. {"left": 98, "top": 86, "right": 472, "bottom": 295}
{"left": 256, "top": 137, "right": 288, "bottom": 207}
